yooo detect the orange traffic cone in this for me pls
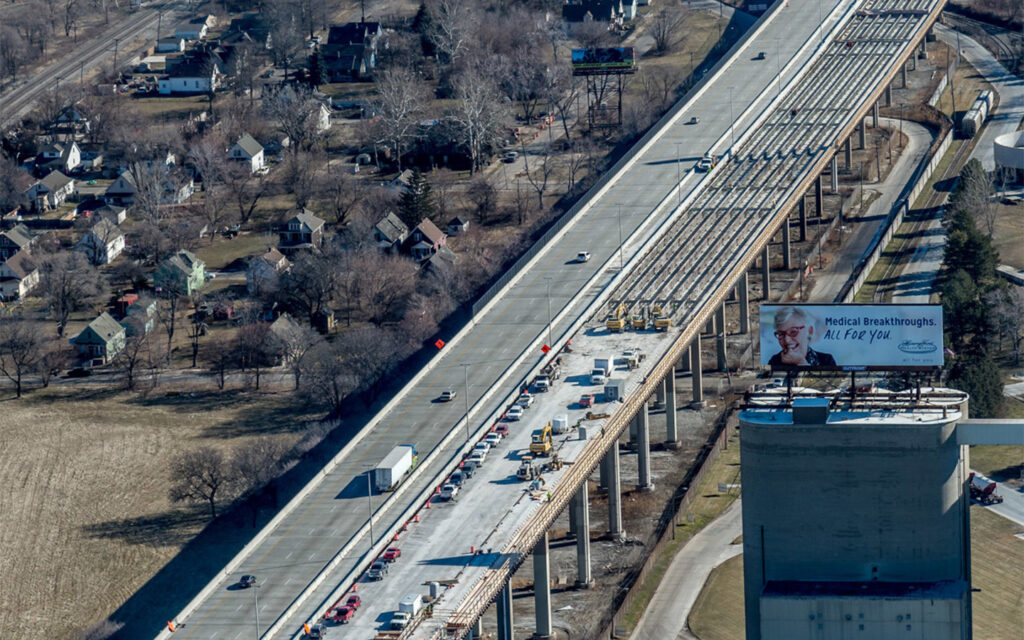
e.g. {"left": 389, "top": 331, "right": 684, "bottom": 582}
{"left": 414, "top": 514, "right": 420, "bottom": 523}
{"left": 393, "top": 533, "right": 400, "bottom": 542}
{"left": 167, "top": 621, "right": 176, "bottom": 632}
{"left": 352, "top": 583, "right": 358, "bottom": 592}
{"left": 425, "top": 499, "right": 432, "bottom": 509}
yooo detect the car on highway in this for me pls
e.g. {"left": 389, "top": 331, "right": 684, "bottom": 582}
{"left": 506, "top": 405, "right": 524, "bottom": 421}
{"left": 368, "top": 560, "right": 389, "bottom": 580}
{"left": 494, "top": 423, "right": 510, "bottom": 438}
{"left": 450, "top": 469, "right": 465, "bottom": 486}
{"left": 307, "top": 622, "right": 326, "bottom": 638}
{"left": 501, "top": 150, "right": 518, "bottom": 163}
{"left": 696, "top": 154, "right": 715, "bottom": 172}
{"left": 391, "top": 612, "right": 411, "bottom": 630}
{"left": 576, "top": 251, "right": 591, "bottom": 263}
{"left": 485, "top": 432, "right": 502, "bottom": 447}
{"left": 517, "top": 392, "right": 535, "bottom": 408}
{"left": 382, "top": 547, "right": 402, "bottom": 562}
{"left": 579, "top": 393, "right": 595, "bottom": 408}
{"left": 754, "top": 51, "right": 766, "bottom": 60}
{"left": 462, "top": 460, "right": 477, "bottom": 477}
{"left": 331, "top": 606, "right": 355, "bottom": 623}
{"left": 439, "top": 388, "right": 457, "bottom": 402}
{"left": 474, "top": 441, "right": 490, "bottom": 454}
{"left": 468, "top": 450, "right": 486, "bottom": 467}
{"left": 687, "top": 116, "right": 700, "bottom": 125}
{"left": 345, "top": 594, "right": 362, "bottom": 609}
{"left": 440, "top": 483, "right": 459, "bottom": 500}
{"left": 237, "top": 574, "right": 256, "bottom": 588}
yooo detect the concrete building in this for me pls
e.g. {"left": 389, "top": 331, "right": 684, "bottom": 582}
{"left": 740, "top": 391, "right": 973, "bottom": 640}
{"left": 993, "top": 131, "right": 1024, "bottom": 185}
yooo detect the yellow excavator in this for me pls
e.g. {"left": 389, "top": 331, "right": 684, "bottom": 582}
{"left": 605, "top": 303, "right": 627, "bottom": 332}
{"left": 630, "top": 307, "right": 646, "bottom": 330}
{"left": 529, "top": 423, "right": 553, "bottom": 456}
{"left": 652, "top": 305, "right": 671, "bottom": 331}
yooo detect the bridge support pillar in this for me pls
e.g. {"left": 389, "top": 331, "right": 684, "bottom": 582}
{"left": 831, "top": 155, "right": 839, "bottom": 193}
{"left": 872, "top": 101, "right": 879, "bottom": 129}
{"left": 654, "top": 378, "right": 666, "bottom": 410}
{"left": 606, "top": 444, "right": 624, "bottom": 539}
{"left": 468, "top": 618, "right": 484, "bottom": 640}
{"left": 637, "top": 403, "right": 652, "bottom": 490}
{"left": 815, "top": 174, "right": 824, "bottom": 219}
{"left": 844, "top": 136, "right": 852, "bottom": 168}
{"left": 568, "top": 490, "right": 579, "bottom": 538}
{"left": 919, "top": 39, "right": 927, "bottom": 60}
{"left": 761, "top": 245, "right": 770, "bottom": 299}
{"left": 598, "top": 452, "right": 609, "bottom": 492}
{"left": 858, "top": 118, "right": 866, "bottom": 148}
{"left": 676, "top": 352, "right": 689, "bottom": 374}
{"left": 781, "top": 217, "right": 791, "bottom": 270}
{"left": 665, "top": 366, "right": 678, "bottom": 446}
{"left": 690, "top": 339, "right": 703, "bottom": 405}
{"left": 533, "top": 532, "right": 552, "bottom": 639}
{"left": 738, "top": 271, "right": 749, "bottom": 334}
{"left": 715, "top": 304, "right": 727, "bottom": 372}
{"left": 497, "top": 582, "right": 514, "bottom": 640}
{"left": 573, "top": 483, "right": 593, "bottom": 587}
{"left": 798, "top": 197, "right": 807, "bottom": 241}
{"left": 902, "top": 61, "right": 908, "bottom": 88}
{"left": 628, "top": 413, "right": 638, "bottom": 447}
{"left": 884, "top": 84, "right": 892, "bottom": 107}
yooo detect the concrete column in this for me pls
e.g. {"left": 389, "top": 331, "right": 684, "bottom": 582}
{"left": 844, "top": 136, "right": 852, "bottom": 168}
{"left": 468, "top": 618, "right": 483, "bottom": 640}
{"left": 628, "top": 413, "right": 638, "bottom": 447}
{"left": 872, "top": 101, "right": 879, "bottom": 129}
{"left": 781, "top": 217, "right": 791, "bottom": 270}
{"left": 637, "top": 403, "right": 652, "bottom": 490}
{"left": 568, "top": 492, "right": 579, "bottom": 538}
{"left": 831, "top": 155, "right": 838, "bottom": 193}
{"left": 738, "top": 271, "right": 749, "bottom": 334}
{"left": 884, "top": 84, "right": 892, "bottom": 106}
{"left": 690, "top": 339, "right": 703, "bottom": 405}
{"left": 533, "top": 532, "right": 552, "bottom": 639}
{"left": 815, "top": 173, "right": 823, "bottom": 218}
{"left": 901, "top": 61, "right": 908, "bottom": 87}
{"left": 676, "top": 352, "right": 690, "bottom": 374}
{"left": 598, "top": 452, "right": 609, "bottom": 492}
{"left": 606, "top": 445, "right": 623, "bottom": 539}
{"left": 574, "top": 483, "right": 593, "bottom": 587}
{"left": 761, "top": 245, "right": 771, "bottom": 298}
{"left": 665, "top": 366, "right": 678, "bottom": 446}
{"left": 798, "top": 197, "right": 807, "bottom": 241}
{"left": 654, "top": 378, "right": 666, "bottom": 410}
{"left": 858, "top": 118, "right": 866, "bottom": 148}
{"left": 497, "top": 582, "right": 514, "bottom": 640}
{"left": 715, "top": 304, "right": 727, "bottom": 372}
{"left": 704, "top": 317, "right": 714, "bottom": 336}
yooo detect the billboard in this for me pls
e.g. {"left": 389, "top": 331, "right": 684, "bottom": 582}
{"left": 759, "top": 304, "right": 943, "bottom": 371}
{"left": 571, "top": 47, "right": 637, "bottom": 75}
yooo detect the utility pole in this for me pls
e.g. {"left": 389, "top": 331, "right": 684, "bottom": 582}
{"left": 113, "top": 38, "right": 120, "bottom": 78}
{"left": 366, "top": 474, "right": 374, "bottom": 550}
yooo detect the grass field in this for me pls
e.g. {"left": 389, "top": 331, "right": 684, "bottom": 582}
{"left": 0, "top": 385, "right": 320, "bottom": 639}
{"left": 989, "top": 200, "right": 1024, "bottom": 271}
{"left": 687, "top": 508, "right": 1024, "bottom": 640}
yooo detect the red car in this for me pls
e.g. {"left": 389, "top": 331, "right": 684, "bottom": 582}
{"left": 382, "top": 547, "right": 402, "bottom": 562}
{"left": 579, "top": 394, "right": 595, "bottom": 408}
{"left": 494, "top": 424, "right": 509, "bottom": 437}
{"left": 331, "top": 606, "right": 354, "bottom": 623}
{"left": 345, "top": 594, "right": 362, "bottom": 610}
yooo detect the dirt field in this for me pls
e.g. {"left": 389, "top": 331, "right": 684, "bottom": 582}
{"left": 0, "top": 385, "right": 320, "bottom": 639}
{"left": 687, "top": 507, "right": 1024, "bottom": 640}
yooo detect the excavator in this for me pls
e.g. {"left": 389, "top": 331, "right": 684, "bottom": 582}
{"left": 630, "top": 307, "right": 646, "bottom": 330}
{"left": 605, "top": 303, "right": 627, "bottom": 332}
{"left": 529, "top": 423, "right": 553, "bottom": 456}
{"left": 652, "top": 305, "right": 671, "bottom": 331}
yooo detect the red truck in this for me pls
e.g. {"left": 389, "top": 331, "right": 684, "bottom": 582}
{"left": 968, "top": 473, "right": 1004, "bottom": 505}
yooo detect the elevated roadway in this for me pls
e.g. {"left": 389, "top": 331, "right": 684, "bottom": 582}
{"left": 159, "top": 0, "right": 941, "bottom": 637}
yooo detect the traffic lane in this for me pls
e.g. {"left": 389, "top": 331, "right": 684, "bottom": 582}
{"left": 984, "top": 484, "right": 1024, "bottom": 528}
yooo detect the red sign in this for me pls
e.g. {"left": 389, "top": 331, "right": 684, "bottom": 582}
{"left": 541, "top": 345, "right": 550, "bottom": 354}
{"left": 435, "top": 339, "right": 445, "bottom": 349}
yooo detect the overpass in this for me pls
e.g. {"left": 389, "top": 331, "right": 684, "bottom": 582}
{"left": 159, "top": 0, "right": 946, "bottom": 638}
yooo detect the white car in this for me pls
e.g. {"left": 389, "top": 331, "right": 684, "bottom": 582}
{"left": 696, "top": 154, "right": 715, "bottom": 172}
{"left": 474, "top": 441, "right": 490, "bottom": 455}
{"left": 468, "top": 450, "right": 486, "bottom": 467}
{"left": 439, "top": 389, "right": 457, "bottom": 402}
{"left": 507, "top": 405, "right": 524, "bottom": 421}
{"left": 485, "top": 432, "right": 502, "bottom": 447}
{"left": 517, "top": 392, "right": 534, "bottom": 408}
{"left": 576, "top": 251, "right": 591, "bottom": 263}
{"left": 440, "top": 483, "right": 459, "bottom": 500}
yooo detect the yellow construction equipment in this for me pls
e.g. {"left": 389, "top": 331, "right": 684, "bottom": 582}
{"left": 630, "top": 311, "right": 646, "bottom": 330}
{"left": 543, "top": 451, "right": 571, "bottom": 472}
{"left": 652, "top": 305, "right": 671, "bottom": 331}
{"left": 529, "top": 423, "right": 553, "bottom": 456}
{"left": 605, "top": 303, "right": 626, "bottom": 332}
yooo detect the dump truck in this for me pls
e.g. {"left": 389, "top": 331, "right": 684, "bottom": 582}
{"left": 591, "top": 355, "right": 614, "bottom": 385}
{"left": 530, "top": 424, "right": 553, "bottom": 456}
{"left": 968, "top": 472, "right": 1004, "bottom": 505}
{"left": 541, "top": 357, "right": 562, "bottom": 381}
{"left": 517, "top": 455, "right": 539, "bottom": 480}
{"left": 374, "top": 445, "right": 417, "bottom": 492}
{"left": 605, "top": 303, "right": 626, "bottom": 332}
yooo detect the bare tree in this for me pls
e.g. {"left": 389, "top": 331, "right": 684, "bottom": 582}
{"left": 521, "top": 141, "right": 555, "bottom": 209}
{"left": 0, "top": 153, "right": 31, "bottom": 212}
{"left": 36, "top": 341, "right": 70, "bottom": 388}
{"left": 465, "top": 175, "right": 497, "bottom": 223}
{"left": 573, "top": 21, "right": 614, "bottom": 49}
{"left": 116, "top": 318, "right": 157, "bottom": 390}
{"left": 277, "top": 322, "right": 323, "bottom": 389}
{"left": 315, "top": 168, "right": 364, "bottom": 227}
{"left": 187, "top": 294, "right": 207, "bottom": 368}
{"left": 206, "top": 340, "right": 234, "bottom": 390}
{"left": 233, "top": 436, "right": 292, "bottom": 526}
{"left": 375, "top": 67, "right": 428, "bottom": 170}
{"left": 991, "top": 288, "right": 1024, "bottom": 365}
{"left": 36, "top": 251, "right": 108, "bottom": 337}
{"left": 264, "top": 85, "right": 327, "bottom": 153}
{"left": 233, "top": 322, "right": 281, "bottom": 389}
{"left": 278, "top": 251, "right": 340, "bottom": 324}
{"left": 222, "top": 162, "right": 268, "bottom": 225}
{"left": 649, "top": 8, "right": 687, "bottom": 54}
{"left": 281, "top": 151, "right": 321, "bottom": 208}
{"left": 337, "top": 327, "right": 404, "bottom": 404}
{"left": 452, "top": 62, "right": 506, "bottom": 175}
{"left": 348, "top": 251, "right": 417, "bottom": 325}
{"left": 0, "top": 318, "right": 46, "bottom": 398}
{"left": 426, "top": 0, "right": 474, "bottom": 68}
{"left": 298, "top": 341, "right": 353, "bottom": 413}
{"left": 169, "top": 446, "right": 233, "bottom": 519}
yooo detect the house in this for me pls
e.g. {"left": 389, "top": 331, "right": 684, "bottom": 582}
{"left": 373, "top": 212, "right": 408, "bottom": 252}
{"left": 212, "top": 303, "right": 235, "bottom": 321}
{"left": 562, "top": 0, "right": 623, "bottom": 28}
{"left": 447, "top": 216, "right": 470, "bottom": 235}
{"left": 223, "top": 13, "right": 271, "bottom": 49}
{"left": 115, "top": 292, "right": 139, "bottom": 316}
{"left": 622, "top": 0, "right": 637, "bottom": 19}
{"left": 0, "top": 224, "right": 34, "bottom": 261}
{"left": 91, "top": 204, "right": 128, "bottom": 225}
{"left": 156, "top": 36, "right": 186, "bottom": 53}
{"left": 322, "top": 44, "right": 371, "bottom": 82}
{"left": 157, "top": 53, "right": 220, "bottom": 94}
{"left": 278, "top": 209, "right": 325, "bottom": 251}
{"left": 313, "top": 306, "right": 336, "bottom": 334}
{"left": 229, "top": 134, "right": 265, "bottom": 174}
{"left": 260, "top": 132, "right": 291, "bottom": 155}
{"left": 154, "top": 249, "right": 206, "bottom": 295}
{"left": 423, "top": 245, "right": 458, "bottom": 276}
{"left": 27, "top": 171, "right": 75, "bottom": 211}
{"left": 326, "top": 22, "right": 383, "bottom": 47}
{"left": 78, "top": 144, "right": 104, "bottom": 171}
{"left": 402, "top": 218, "right": 447, "bottom": 262}
{"left": 104, "top": 169, "right": 194, "bottom": 206}
{"left": 247, "top": 247, "right": 291, "bottom": 296}
{"left": 124, "top": 297, "right": 157, "bottom": 335}
{"left": 52, "top": 105, "right": 91, "bottom": 133}
{"left": 174, "top": 20, "right": 208, "bottom": 41}
{"left": 268, "top": 313, "right": 305, "bottom": 362}
{"left": 76, "top": 219, "right": 126, "bottom": 265}
{"left": 71, "top": 312, "right": 126, "bottom": 365}
{"left": 0, "top": 250, "right": 39, "bottom": 300}
{"left": 37, "top": 141, "right": 81, "bottom": 174}
{"left": 315, "top": 102, "right": 332, "bottom": 133}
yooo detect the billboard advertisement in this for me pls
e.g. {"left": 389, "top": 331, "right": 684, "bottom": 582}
{"left": 759, "top": 304, "right": 943, "bottom": 371}
{"left": 571, "top": 47, "right": 636, "bottom": 75}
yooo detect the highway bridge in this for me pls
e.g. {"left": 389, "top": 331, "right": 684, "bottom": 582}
{"left": 158, "top": 0, "right": 945, "bottom": 638}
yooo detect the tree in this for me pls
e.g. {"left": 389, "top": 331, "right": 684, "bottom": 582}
{"left": 948, "top": 351, "right": 1003, "bottom": 418}
{"left": 397, "top": 169, "right": 436, "bottom": 228}
{"left": 277, "top": 322, "right": 323, "bottom": 389}
{"left": 0, "top": 152, "right": 31, "bottom": 212}
{"left": 949, "top": 158, "right": 995, "bottom": 236}
{"left": 264, "top": 85, "right": 327, "bottom": 153}
{"left": 0, "top": 318, "right": 46, "bottom": 398}
{"left": 521, "top": 141, "right": 555, "bottom": 209}
{"left": 233, "top": 437, "right": 291, "bottom": 526}
{"left": 307, "top": 48, "right": 327, "bottom": 87}
{"left": 425, "top": 0, "right": 473, "bottom": 69}
{"left": 221, "top": 162, "right": 268, "bottom": 225}
{"left": 315, "top": 168, "right": 364, "bottom": 227}
{"left": 169, "top": 446, "right": 232, "bottom": 519}
{"left": 451, "top": 62, "right": 505, "bottom": 175}
{"left": 465, "top": 175, "right": 497, "bottom": 223}
{"left": 348, "top": 251, "right": 418, "bottom": 325}
{"left": 233, "top": 322, "right": 281, "bottom": 389}
{"left": 37, "top": 252, "right": 108, "bottom": 337}
{"left": 187, "top": 294, "right": 207, "bottom": 368}
{"left": 337, "top": 327, "right": 404, "bottom": 404}
{"left": 375, "top": 67, "right": 428, "bottom": 170}
{"left": 990, "top": 288, "right": 1024, "bottom": 365}
{"left": 278, "top": 251, "right": 340, "bottom": 324}
{"left": 298, "top": 341, "right": 352, "bottom": 414}
{"left": 205, "top": 341, "right": 234, "bottom": 390}
{"left": 650, "top": 7, "right": 687, "bottom": 54}
{"left": 116, "top": 318, "right": 158, "bottom": 390}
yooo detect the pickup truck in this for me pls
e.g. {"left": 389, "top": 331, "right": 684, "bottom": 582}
{"left": 390, "top": 612, "right": 411, "bottom": 630}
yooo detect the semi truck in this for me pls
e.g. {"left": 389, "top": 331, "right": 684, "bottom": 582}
{"left": 968, "top": 472, "right": 1004, "bottom": 505}
{"left": 374, "top": 444, "right": 417, "bottom": 492}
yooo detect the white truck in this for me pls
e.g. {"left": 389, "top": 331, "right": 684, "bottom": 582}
{"left": 591, "top": 355, "right": 614, "bottom": 385}
{"left": 374, "top": 445, "right": 417, "bottom": 492}
{"left": 968, "top": 472, "right": 1004, "bottom": 505}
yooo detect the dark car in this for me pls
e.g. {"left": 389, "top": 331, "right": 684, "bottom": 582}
{"left": 238, "top": 574, "right": 257, "bottom": 588}
{"left": 67, "top": 367, "right": 92, "bottom": 378}
{"left": 382, "top": 547, "right": 402, "bottom": 562}
{"left": 367, "top": 560, "right": 388, "bottom": 580}
{"left": 331, "top": 606, "right": 355, "bottom": 623}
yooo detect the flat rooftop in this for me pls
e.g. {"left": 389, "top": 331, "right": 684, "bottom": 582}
{"left": 739, "top": 387, "right": 967, "bottom": 425}
{"left": 762, "top": 579, "right": 968, "bottom": 599}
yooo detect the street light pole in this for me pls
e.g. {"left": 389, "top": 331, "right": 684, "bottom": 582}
{"left": 544, "top": 277, "right": 553, "bottom": 349}
{"left": 617, "top": 206, "right": 624, "bottom": 271}
{"left": 776, "top": 38, "right": 782, "bottom": 97}
{"left": 366, "top": 473, "right": 374, "bottom": 550}
{"left": 463, "top": 363, "right": 471, "bottom": 442}
{"left": 676, "top": 143, "right": 681, "bottom": 205}
{"left": 728, "top": 86, "right": 736, "bottom": 151}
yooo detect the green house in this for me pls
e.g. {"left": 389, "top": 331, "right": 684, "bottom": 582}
{"left": 154, "top": 249, "right": 206, "bottom": 295}
{"left": 71, "top": 312, "right": 126, "bottom": 365}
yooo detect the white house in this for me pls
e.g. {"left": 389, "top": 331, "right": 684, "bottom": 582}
{"left": 76, "top": 219, "right": 126, "bottom": 265}
{"left": 104, "top": 169, "right": 194, "bottom": 206}
{"left": 0, "top": 250, "right": 39, "bottom": 301}
{"left": 229, "top": 134, "right": 265, "bottom": 174}
{"left": 158, "top": 61, "right": 219, "bottom": 94}
{"left": 156, "top": 36, "right": 186, "bottom": 53}
{"left": 38, "top": 141, "right": 81, "bottom": 174}
{"left": 316, "top": 102, "right": 332, "bottom": 133}
{"left": 174, "top": 21, "right": 208, "bottom": 41}
{"left": 247, "top": 247, "right": 291, "bottom": 296}
{"left": 27, "top": 171, "right": 75, "bottom": 211}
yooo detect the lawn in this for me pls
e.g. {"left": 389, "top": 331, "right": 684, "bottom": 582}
{"left": 0, "top": 385, "right": 321, "bottom": 639}
{"left": 131, "top": 94, "right": 211, "bottom": 121}
{"left": 687, "top": 553, "right": 745, "bottom": 640}
{"left": 989, "top": 200, "right": 1024, "bottom": 271}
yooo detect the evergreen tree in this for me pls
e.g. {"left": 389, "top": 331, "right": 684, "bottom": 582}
{"left": 308, "top": 49, "right": 328, "bottom": 88}
{"left": 948, "top": 350, "right": 1003, "bottom": 417}
{"left": 398, "top": 169, "right": 437, "bottom": 228}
